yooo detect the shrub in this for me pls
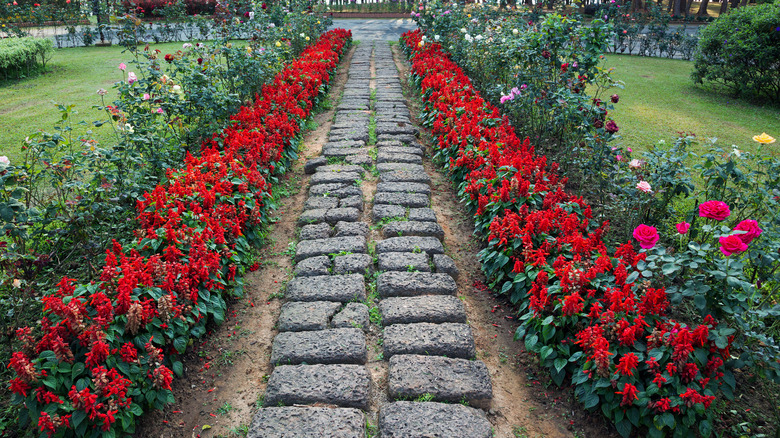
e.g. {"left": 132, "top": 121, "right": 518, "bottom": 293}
{"left": 692, "top": 0, "right": 780, "bottom": 103}
{"left": 0, "top": 37, "right": 52, "bottom": 80}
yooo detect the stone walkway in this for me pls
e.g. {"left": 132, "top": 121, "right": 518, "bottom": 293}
{"left": 247, "top": 41, "right": 494, "bottom": 437}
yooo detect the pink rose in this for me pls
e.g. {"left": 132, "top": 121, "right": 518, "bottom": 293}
{"left": 633, "top": 224, "right": 659, "bottom": 249}
{"left": 733, "top": 219, "right": 762, "bottom": 244}
{"left": 127, "top": 72, "right": 137, "bottom": 84}
{"left": 719, "top": 234, "right": 748, "bottom": 256}
{"left": 675, "top": 222, "right": 690, "bottom": 234}
{"left": 156, "top": 108, "right": 164, "bottom": 114}
{"left": 636, "top": 181, "right": 652, "bottom": 193}
{"left": 698, "top": 200, "right": 730, "bottom": 221}
{"left": 143, "top": 93, "right": 150, "bottom": 100}
{"left": 118, "top": 62, "right": 126, "bottom": 71}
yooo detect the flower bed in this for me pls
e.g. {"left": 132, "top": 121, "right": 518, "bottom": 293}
{"left": 401, "top": 29, "right": 734, "bottom": 437}
{"left": 7, "top": 28, "right": 351, "bottom": 437}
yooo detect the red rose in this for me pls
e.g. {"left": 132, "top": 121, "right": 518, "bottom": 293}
{"left": 733, "top": 219, "right": 762, "bottom": 244}
{"left": 632, "top": 224, "right": 659, "bottom": 249}
{"left": 164, "top": 53, "right": 174, "bottom": 63}
{"left": 611, "top": 94, "right": 619, "bottom": 103}
{"left": 719, "top": 234, "right": 748, "bottom": 256}
{"left": 605, "top": 120, "right": 619, "bottom": 134}
{"left": 698, "top": 200, "right": 730, "bottom": 221}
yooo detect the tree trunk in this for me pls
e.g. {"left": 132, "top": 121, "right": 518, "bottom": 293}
{"left": 697, "top": 0, "right": 710, "bottom": 15}
{"left": 730, "top": 0, "right": 740, "bottom": 9}
{"left": 720, "top": 0, "right": 729, "bottom": 14}
{"left": 739, "top": 0, "right": 748, "bottom": 6}
{"left": 673, "top": 0, "right": 683, "bottom": 16}
{"left": 685, "top": 0, "right": 695, "bottom": 15}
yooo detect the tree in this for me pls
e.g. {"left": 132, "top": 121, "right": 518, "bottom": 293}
{"left": 697, "top": 0, "right": 710, "bottom": 16}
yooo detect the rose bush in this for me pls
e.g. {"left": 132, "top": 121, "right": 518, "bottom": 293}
{"left": 5, "top": 28, "right": 351, "bottom": 437}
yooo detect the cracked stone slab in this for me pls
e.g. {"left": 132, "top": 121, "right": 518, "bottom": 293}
{"left": 378, "top": 134, "right": 416, "bottom": 145}
{"left": 298, "top": 209, "right": 328, "bottom": 225}
{"left": 433, "top": 254, "right": 459, "bottom": 278}
{"left": 376, "top": 139, "right": 422, "bottom": 151}
{"left": 286, "top": 274, "right": 366, "bottom": 302}
{"left": 329, "top": 133, "right": 370, "bottom": 143}
{"left": 377, "top": 152, "right": 423, "bottom": 164}
{"left": 294, "top": 255, "right": 331, "bottom": 277}
{"left": 383, "top": 323, "right": 476, "bottom": 359}
{"left": 408, "top": 208, "right": 437, "bottom": 222}
{"left": 323, "top": 140, "right": 365, "bottom": 149}
{"left": 346, "top": 154, "right": 373, "bottom": 166}
{"left": 249, "top": 407, "right": 366, "bottom": 438}
{"left": 377, "top": 252, "right": 430, "bottom": 272}
{"left": 372, "top": 204, "right": 407, "bottom": 222}
{"left": 322, "top": 147, "right": 370, "bottom": 158}
{"left": 332, "top": 302, "right": 370, "bottom": 331}
{"left": 378, "top": 402, "right": 492, "bottom": 438}
{"left": 299, "top": 223, "right": 331, "bottom": 241}
{"left": 310, "top": 171, "right": 361, "bottom": 185}
{"left": 383, "top": 221, "right": 444, "bottom": 239}
{"left": 339, "top": 195, "right": 363, "bottom": 211}
{"left": 376, "top": 236, "right": 444, "bottom": 255}
{"left": 374, "top": 192, "right": 429, "bottom": 208}
{"left": 264, "top": 364, "right": 370, "bottom": 409}
{"left": 376, "top": 182, "right": 430, "bottom": 195}
{"left": 325, "top": 208, "right": 360, "bottom": 224}
{"left": 379, "top": 170, "right": 431, "bottom": 184}
{"left": 309, "top": 183, "right": 363, "bottom": 199}
{"left": 388, "top": 355, "right": 492, "bottom": 407}
{"left": 278, "top": 301, "right": 341, "bottom": 332}
{"left": 271, "top": 328, "right": 366, "bottom": 365}
{"left": 314, "top": 164, "right": 367, "bottom": 175}
{"left": 377, "top": 272, "right": 456, "bottom": 298}
{"left": 375, "top": 124, "right": 418, "bottom": 137}
{"left": 334, "top": 253, "right": 373, "bottom": 275}
{"left": 380, "top": 296, "right": 467, "bottom": 325}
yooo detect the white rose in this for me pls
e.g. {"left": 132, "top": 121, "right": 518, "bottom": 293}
{"left": 0, "top": 156, "right": 9, "bottom": 166}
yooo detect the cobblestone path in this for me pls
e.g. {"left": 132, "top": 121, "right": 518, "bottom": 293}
{"left": 247, "top": 40, "right": 494, "bottom": 437}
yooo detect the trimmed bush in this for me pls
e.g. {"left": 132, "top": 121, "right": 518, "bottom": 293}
{"left": 0, "top": 37, "right": 52, "bottom": 80}
{"left": 692, "top": 1, "right": 780, "bottom": 103}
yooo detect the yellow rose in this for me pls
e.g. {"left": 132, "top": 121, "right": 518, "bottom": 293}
{"left": 275, "top": 41, "right": 281, "bottom": 47}
{"left": 752, "top": 132, "right": 776, "bottom": 144}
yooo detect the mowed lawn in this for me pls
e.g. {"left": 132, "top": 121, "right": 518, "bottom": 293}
{"left": 600, "top": 54, "right": 780, "bottom": 155}
{"left": 0, "top": 42, "right": 184, "bottom": 163}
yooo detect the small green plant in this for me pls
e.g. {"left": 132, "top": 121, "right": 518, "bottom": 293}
{"left": 415, "top": 393, "right": 435, "bottom": 402}
{"left": 217, "top": 402, "right": 234, "bottom": 415}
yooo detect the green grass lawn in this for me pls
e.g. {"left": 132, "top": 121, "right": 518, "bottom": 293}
{"left": 0, "top": 42, "right": 184, "bottom": 163}
{"left": 600, "top": 54, "right": 780, "bottom": 156}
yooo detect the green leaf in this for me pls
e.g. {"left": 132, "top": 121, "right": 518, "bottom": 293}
{"left": 699, "top": 419, "right": 712, "bottom": 437}
{"left": 172, "top": 361, "right": 184, "bottom": 377}
{"left": 525, "top": 334, "right": 538, "bottom": 350}
{"left": 542, "top": 323, "right": 556, "bottom": 342}
{"left": 173, "top": 336, "right": 188, "bottom": 354}
{"left": 694, "top": 294, "right": 707, "bottom": 311}
{"left": 554, "top": 357, "right": 567, "bottom": 373}
{"left": 70, "top": 409, "right": 86, "bottom": 429}
{"left": 615, "top": 419, "right": 632, "bottom": 438}
{"left": 627, "top": 407, "right": 640, "bottom": 426}
{"left": 71, "top": 362, "right": 85, "bottom": 379}
{"left": 580, "top": 391, "right": 599, "bottom": 409}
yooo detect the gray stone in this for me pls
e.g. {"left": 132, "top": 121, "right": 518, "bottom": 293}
{"left": 377, "top": 272, "right": 456, "bottom": 298}
{"left": 345, "top": 154, "right": 373, "bottom": 166}
{"left": 315, "top": 164, "right": 367, "bottom": 175}
{"left": 309, "top": 183, "right": 363, "bottom": 199}
{"left": 433, "top": 254, "right": 459, "bottom": 279}
{"left": 325, "top": 208, "right": 360, "bottom": 224}
{"left": 378, "top": 402, "right": 492, "bottom": 438}
{"left": 249, "top": 407, "right": 366, "bottom": 438}
{"left": 380, "top": 296, "right": 467, "bottom": 325}
{"left": 304, "top": 157, "right": 327, "bottom": 174}
{"left": 372, "top": 204, "right": 407, "bottom": 222}
{"left": 329, "top": 132, "right": 370, "bottom": 143}
{"left": 387, "top": 355, "right": 492, "bottom": 407}
{"left": 408, "top": 208, "right": 437, "bottom": 222}
{"left": 383, "top": 323, "right": 476, "bottom": 359}
{"left": 299, "top": 223, "right": 331, "bottom": 241}
{"left": 331, "top": 121, "right": 370, "bottom": 131}
{"left": 376, "top": 182, "right": 430, "bottom": 195}
{"left": 294, "top": 256, "right": 331, "bottom": 277}
{"left": 278, "top": 301, "right": 341, "bottom": 332}
{"left": 377, "top": 163, "right": 425, "bottom": 173}
{"left": 334, "top": 221, "right": 370, "bottom": 238}
{"left": 376, "top": 139, "right": 422, "bottom": 151}
{"left": 264, "top": 364, "right": 370, "bottom": 409}
{"left": 377, "top": 252, "right": 430, "bottom": 272}
{"left": 377, "top": 153, "right": 423, "bottom": 164}
{"left": 298, "top": 209, "right": 328, "bottom": 225}
{"left": 304, "top": 197, "right": 339, "bottom": 210}
{"left": 376, "top": 236, "right": 444, "bottom": 255}
{"left": 376, "top": 146, "right": 423, "bottom": 157}
{"left": 336, "top": 103, "right": 369, "bottom": 111}
{"left": 310, "top": 171, "right": 361, "bottom": 185}
{"left": 334, "top": 253, "right": 373, "bottom": 275}
{"left": 324, "top": 140, "right": 365, "bottom": 149}
{"left": 286, "top": 274, "right": 366, "bottom": 302}
{"left": 271, "top": 328, "right": 366, "bottom": 365}
{"left": 339, "top": 195, "right": 363, "bottom": 211}
{"left": 374, "top": 192, "right": 429, "bottom": 208}
{"left": 378, "top": 134, "right": 416, "bottom": 145}
{"left": 332, "top": 303, "right": 370, "bottom": 331}
{"left": 375, "top": 123, "right": 418, "bottom": 136}
{"left": 383, "top": 221, "right": 444, "bottom": 239}
{"left": 323, "top": 147, "right": 369, "bottom": 158}
{"left": 380, "top": 170, "right": 431, "bottom": 184}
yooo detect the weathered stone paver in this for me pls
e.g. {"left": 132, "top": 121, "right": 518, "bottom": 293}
{"left": 380, "top": 295, "right": 467, "bottom": 325}
{"left": 377, "top": 272, "right": 457, "bottom": 297}
{"left": 286, "top": 274, "right": 366, "bottom": 302}
{"left": 379, "top": 402, "right": 493, "bottom": 438}
{"left": 249, "top": 407, "right": 366, "bottom": 438}
{"left": 294, "top": 236, "right": 366, "bottom": 261}
{"left": 271, "top": 328, "right": 367, "bottom": 365}
{"left": 264, "top": 364, "right": 370, "bottom": 409}
{"left": 375, "top": 236, "right": 444, "bottom": 255}
{"left": 383, "top": 323, "right": 476, "bottom": 359}
{"left": 277, "top": 301, "right": 341, "bottom": 332}
{"left": 387, "top": 354, "right": 493, "bottom": 406}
